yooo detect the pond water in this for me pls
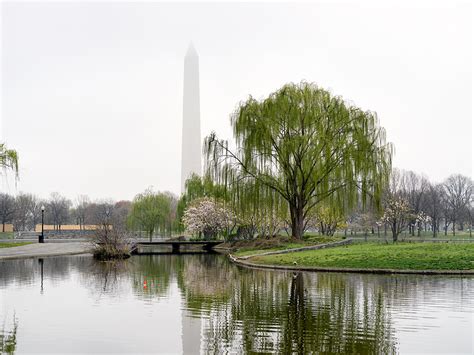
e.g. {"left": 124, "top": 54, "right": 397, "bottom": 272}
{"left": 0, "top": 254, "right": 473, "bottom": 354}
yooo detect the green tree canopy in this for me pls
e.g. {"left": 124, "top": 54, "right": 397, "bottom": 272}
{"left": 0, "top": 143, "right": 19, "bottom": 177}
{"left": 204, "top": 82, "right": 392, "bottom": 239}
{"left": 128, "top": 189, "right": 172, "bottom": 241}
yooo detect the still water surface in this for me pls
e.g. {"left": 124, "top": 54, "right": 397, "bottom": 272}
{"left": 0, "top": 254, "right": 473, "bottom": 354}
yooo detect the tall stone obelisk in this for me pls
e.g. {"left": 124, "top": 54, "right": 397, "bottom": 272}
{"left": 181, "top": 43, "right": 202, "bottom": 193}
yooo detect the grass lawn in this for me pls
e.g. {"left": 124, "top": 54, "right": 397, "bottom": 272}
{"left": 250, "top": 243, "right": 474, "bottom": 270}
{"left": 232, "top": 236, "right": 340, "bottom": 257}
{"left": 0, "top": 242, "right": 33, "bottom": 249}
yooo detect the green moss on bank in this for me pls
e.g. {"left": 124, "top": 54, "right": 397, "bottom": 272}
{"left": 250, "top": 243, "right": 474, "bottom": 270}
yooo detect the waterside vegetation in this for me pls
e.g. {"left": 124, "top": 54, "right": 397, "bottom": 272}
{"left": 249, "top": 242, "right": 474, "bottom": 271}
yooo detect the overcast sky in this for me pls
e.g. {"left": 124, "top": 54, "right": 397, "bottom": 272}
{"left": 1, "top": 0, "right": 472, "bottom": 202}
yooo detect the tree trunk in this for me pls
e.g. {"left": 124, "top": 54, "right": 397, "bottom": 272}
{"left": 291, "top": 207, "right": 305, "bottom": 240}
{"left": 149, "top": 230, "right": 153, "bottom": 242}
{"left": 392, "top": 230, "right": 398, "bottom": 242}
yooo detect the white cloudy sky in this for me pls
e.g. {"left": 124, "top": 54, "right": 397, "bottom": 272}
{"left": 1, "top": 0, "right": 472, "bottom": 201}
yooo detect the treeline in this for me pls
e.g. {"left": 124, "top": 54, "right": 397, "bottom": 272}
{"left": 0, "top": 190, "right": 179, "bottom": 238}
{"left": 0, "top": 169, "right": 472, "bottom": 241}
{"left": 350, "top": 169, "right": 473, "bottom": 240}
{"left": 176, "top": 170, "right": 473, "bottom": 242}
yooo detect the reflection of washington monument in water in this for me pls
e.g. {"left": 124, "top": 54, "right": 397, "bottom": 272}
{"left": 181, "top": 43, "right": 202, "bottom": 193}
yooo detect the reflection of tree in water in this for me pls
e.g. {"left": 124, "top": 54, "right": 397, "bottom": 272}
{"left": 78, "top": 255, "right": 177, "bottom": 299}
{"left": 279, "top": 273, "right": 397, "bottom": 354}
{"left": 77, "top": 259, "right": 131, "bottom": 297}
{"left": 176, "top": 257, "right": 399, "bottom": 354}
{"left": 130, "top": 255, "right": 176, "bottom": 299}
{"left": 0, "top": 314, "right": 18, "bottom": 354}
{"left": 176, "top": 254, "right": 233, "bottom": 314}
{"left": 74, "top": 255, "right": 176, "bottom": 299}
{"left": 1, "top": 255, "right": 470, "bottom": 353}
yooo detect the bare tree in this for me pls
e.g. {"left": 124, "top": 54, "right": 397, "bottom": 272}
{"left": 89, "top": 200, "right": 133, "bottom": 260}
{"left": 0, "top": 193, "right": 16, "bottom": 232}
{"left": 46, "top": 192, "right": 72, "bottom": 230}
{"left": 423, "top": 183, "right": 444, "bottom": 237}
{"left": 73, "top": 195, "right": 90, "bottom": 230}
{"left": 402, "top": 171, "right": 429, "bottom": 236}
{"left": 113, "top": 200, "right": 132, "bottom": 230}
{"left": 29, "top": 198, "right": 45, "bottom": 231}
{"left": 467, "top": 204, "right": 474, "bottom": 238}
{"left": 90, "top": 201, "right": 115, "bottom": 227}
{"left": 442, "top": 174, "right": 473, "bottom": 236}
{"left": 13, "top": 193, "right": 37, "bottom": 231}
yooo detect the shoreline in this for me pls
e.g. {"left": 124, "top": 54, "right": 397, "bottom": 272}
{"left": 3, "top": 241, "right": 473, "bottom": 275}
{"left": 0, "top": 242, "right": 93, "bottom": 261}
{"left": 229, "top": 254, "right": 474, "bottom": 275}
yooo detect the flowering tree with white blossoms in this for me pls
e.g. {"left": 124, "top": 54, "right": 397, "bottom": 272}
{"left": 182, "top": 197, "right": 233, "bottom": 240}
{"left": 381, "top": 196, "right": 415, "bottom": 242}
{"left": 415, "top": 211, "right": 431, "bottom": 236}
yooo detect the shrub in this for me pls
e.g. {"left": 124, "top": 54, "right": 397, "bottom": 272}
{"left": 92, "top": 226, "right": 133, "bottom": 260}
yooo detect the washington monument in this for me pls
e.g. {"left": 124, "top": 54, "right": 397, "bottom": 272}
{"left": 181, "top": 43, "right": 202, "bottom": 193}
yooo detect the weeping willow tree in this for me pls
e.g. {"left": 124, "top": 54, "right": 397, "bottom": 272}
{"left": 0, "top": 143, "right": 19, "bottom": 177}
{"left": 204, "top": 82, "right": 392, "bottom": 240}
{"left": 229, "top": 179, "right": 288, "bottom": 238}
{"left": 128, "top": 189, "right": 173, "bottom": 241}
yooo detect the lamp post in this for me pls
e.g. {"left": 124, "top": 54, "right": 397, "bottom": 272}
{"left": 39, "top": 205, "right": 45, "bottom": 243}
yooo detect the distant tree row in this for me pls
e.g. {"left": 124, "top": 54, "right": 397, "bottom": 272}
{"left": 0, "top": 192, "right": 132, "bottom": 232}
{"left": 0, "top": 189, "right": 180, "bottom": 240}
{"left": 379, "top": 169, "right": 473, "bottom": 240}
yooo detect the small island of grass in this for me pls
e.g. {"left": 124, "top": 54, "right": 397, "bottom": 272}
{"left": 92, "top": 227, "right": 132, "bottom": 261}
{"left": 246, "top": 243, "right": 474, "bottom": 271}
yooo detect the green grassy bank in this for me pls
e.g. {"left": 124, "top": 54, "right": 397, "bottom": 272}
{"left": 249, "top": 243, "right": 474, "bottom": 270}
{"left": 231, "top": 236, "right": 340, "bottom": 257}
{"left": 0, "top": 242, "right": 32, "bottom": 249}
